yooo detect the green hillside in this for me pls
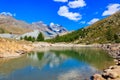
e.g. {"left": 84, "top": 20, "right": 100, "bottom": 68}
{"left": 46, "top": 11, "right": 120, "bottom": 44}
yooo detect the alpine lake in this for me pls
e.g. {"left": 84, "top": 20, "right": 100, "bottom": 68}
{"left": 0, "top": 47, "right": 114, "bottom": 80}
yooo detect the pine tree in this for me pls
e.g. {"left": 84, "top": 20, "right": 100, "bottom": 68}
{"left": 114, "top": 34, "right": 120, "bottom": 43}
{"left": 114, "top": 34, "right": 119, "bottom": 40}
{"left": 28, "top": 36, "right": 32, "bottom": 41}
{"left": 20, "top": 37, "right": 23, "bottom": 40}
{"left": 24, "top": 36, "right": 28, "bottom": 40}
{"left": 32, "top": 37, "right": 35, "bottom": 42}
{"left": 106, "top": 27, "right": 114, "bottom": 41}
{"left": 37, "top": 32, "right": 44, "bottom": 41}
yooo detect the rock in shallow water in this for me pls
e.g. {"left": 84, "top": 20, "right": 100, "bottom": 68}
{"left": 92, "top": 74, "right": 105, "bottom": 80}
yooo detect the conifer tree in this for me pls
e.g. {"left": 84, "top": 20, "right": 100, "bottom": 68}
{"left": 37, "top": 32, "right": 44, "bottom": 41}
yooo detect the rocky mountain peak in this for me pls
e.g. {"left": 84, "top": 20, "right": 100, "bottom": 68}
{"left": 49, "top": 22, "right": 67, "bottom": 33}
{"left": 32, "top": 21, "right": 47, "bottom": 26}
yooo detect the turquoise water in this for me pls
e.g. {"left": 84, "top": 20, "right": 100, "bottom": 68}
{"left": 0, "top": 48, "right": 114, "bottom": 80}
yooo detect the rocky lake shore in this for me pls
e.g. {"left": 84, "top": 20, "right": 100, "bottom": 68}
{"left": 93, "top": 44, "right": 120, "bottom": 80}
{"left": 0, "top": 38, "right": 33, "bottom": 58}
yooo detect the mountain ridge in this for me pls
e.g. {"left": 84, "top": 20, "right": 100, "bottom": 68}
{"left": 0, "top": 14, "right": 68, "bottom": 39}
{"left": 0, "top": 14, "right": 32, "bottom": 34}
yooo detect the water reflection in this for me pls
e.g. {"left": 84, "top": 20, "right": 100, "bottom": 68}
{"left": 0, "top": 48, "right": 114, "bottom": 80}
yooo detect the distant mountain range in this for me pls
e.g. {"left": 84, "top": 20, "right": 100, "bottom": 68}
{"left": 48, "top": 11, "right": 120, "bottom": 43}
{"left": 0, "top": 14, "right": 68, "bottom": 39}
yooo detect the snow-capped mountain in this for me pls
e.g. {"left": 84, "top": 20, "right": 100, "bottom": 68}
{"left": 0, "top": 14, "right": 68, "bottom": 39}
{"left": 49, "top": 22, "right": 67, "bottom": 33}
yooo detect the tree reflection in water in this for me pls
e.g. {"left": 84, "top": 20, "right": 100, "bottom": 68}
{"left": 0, "top": 48, "right": 114, "bottom": 80}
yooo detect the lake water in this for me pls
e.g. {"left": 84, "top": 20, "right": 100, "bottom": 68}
{"left": 0, "top": 48, "right": 114, "bottom": 80}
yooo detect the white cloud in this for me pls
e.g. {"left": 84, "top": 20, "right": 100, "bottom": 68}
{"left": 0, "top": 12, "right": 16, "bottom": 16}
{"left": 68, "top": 0, "right": 86, "bottom": 8}
{"left": 88, "top": 18, "right": 99, "bottom": 25}
{"left": 58, "top": 70, "right": 80, "bottom": 80}
{"left": 102, "top": 3, "right": 120, "bottom": 16}
{"left": 54, "top": 0, "right": 68, "bottom": 2}
{"left": 58, "top": 6, "right": 82, "bottom": 21}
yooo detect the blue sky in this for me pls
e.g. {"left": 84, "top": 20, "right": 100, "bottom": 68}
{"left": 0, "top": 0, "right": 120, "bottom": 31}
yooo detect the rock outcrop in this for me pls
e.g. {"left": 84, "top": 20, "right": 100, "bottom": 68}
{"left": 0, "top": 38, "right": 33, "bottom": 58}
{"left": 92, "top": 74, "right": 105, "bottom": 80}
{"left": 100, "top": 44, "right": 120, "bottom": 59}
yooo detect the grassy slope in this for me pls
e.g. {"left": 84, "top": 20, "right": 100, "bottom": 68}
{"left": 82, "top": 11, "right": 120, "bottom": 43}
{"left": 0, "top": 24, "right": 31, "bottom": 34}
{"left": 46, "top": 11, "right": 120, "bottom": 44}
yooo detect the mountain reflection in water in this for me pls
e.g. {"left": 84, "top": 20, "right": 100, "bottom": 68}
{"left": 0, "top": 48, "right": 114, "bottom": 80}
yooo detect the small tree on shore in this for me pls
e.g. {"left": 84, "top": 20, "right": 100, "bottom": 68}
{"left": 114, "top": 34, "right": 120, "bottom": 43}
{"left": 27, "top": 36, "right": 32, "bottom": 41}
{"left": 20, "top": 37, "right": 23, "bottom": 40}
{"left": 24, "top": 36, "right": 28, "bottom": 40}
{"left": 37, "top": 32, "right": 44, "bottom": 41}
{"left": 31, "top": 37, "right": 35, "bottom": 42}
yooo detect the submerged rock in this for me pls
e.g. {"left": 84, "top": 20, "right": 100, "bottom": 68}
{"left": 92, "top": 74, "right": 105, "bottom": 80}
